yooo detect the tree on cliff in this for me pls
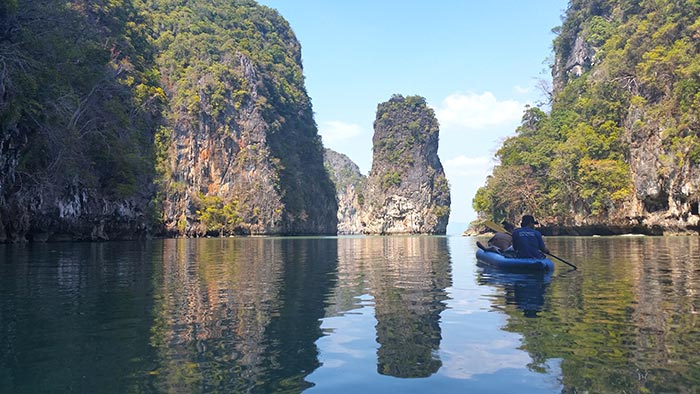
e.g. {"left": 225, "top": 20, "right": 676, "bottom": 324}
{"left": 142, "top": 0, "right": 337, "bottom": 236}
{"left": 0, "top": 0, "right": 337, "bottom": 241}
{"left": 474, "top": 0, "right": 700, "bottom": 233}
{"left": 0, "top": 0, "right": 162, "bottom": 241}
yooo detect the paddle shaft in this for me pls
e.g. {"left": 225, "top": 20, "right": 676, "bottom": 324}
{"left": 482, "top": 220, "right": 578, "bottom": 270}
{"left": 546, "top": 252, "right": 578, "bottom": 270}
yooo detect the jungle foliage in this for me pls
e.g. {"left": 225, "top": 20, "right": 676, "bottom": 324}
{"left": 1, "top": 0, "right": 162, "bottom": 198}
{"left": 140, "top": 0, "right": 333, "bottom": 233}
{"left": 138, "top": 0, "right": 307, "bottom": 126}
{"left": 1, "top": 0, "right": 333, "bottom": 235}
{"left": 474, "top": 0, "right": 700, "bottom": 224}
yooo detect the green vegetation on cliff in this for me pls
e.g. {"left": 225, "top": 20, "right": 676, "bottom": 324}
{"left": 145, "top": 0, "right": 336, "bottom": 235}
{"left": 362, "top": 94, "right": 450, "bottom": 234}
{"left": 474, "top": 0, "right": 700, "bottom": 228}
{"left": 1, "top": 0, "right": 160, "bottom": 199}
{"left": 373, "top": 95, "right": 439, "bottom": 190}
{"left": 0, "top": 0, "right": 337, "bottom": 240}
{"left": 141, "top": 0, "right": 306, "bottom": 124}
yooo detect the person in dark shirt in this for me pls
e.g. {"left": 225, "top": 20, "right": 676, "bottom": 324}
{"left": 512, "top": 215, "right": 550, "bottom": 258}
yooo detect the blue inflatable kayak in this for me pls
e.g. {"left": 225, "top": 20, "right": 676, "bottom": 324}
{"left": 476, "top": 248, "right": 554, "bottom": 271}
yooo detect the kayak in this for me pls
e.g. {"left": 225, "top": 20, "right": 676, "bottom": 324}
{"left": 476, "top": 248, "right": 554, "bottom": 271}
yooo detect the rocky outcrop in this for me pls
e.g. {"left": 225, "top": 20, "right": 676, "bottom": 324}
{"left": 324, "top": 149, "right": 366, "bottom": 234}
{"left": 0, "top": 0, "right": 338, "bottom": 242}
{"left": 324, "top": 96, "right": 451, "bottom": 235}
{"left": 0, "top": 0, "right": 156, "bottom": 242}
{"left": 156, "top": 8, "right": 338, "bottom": 236}
{"left": 548, "top": 1, "right": 700, "bottom": 234}
{"left": 358, "top": 95, "right": 450, "bottom": 234}
{"left": 553, "top": 35, "right": 596, "bottom": 92}
{"left": 0, "top": 151, "right": 154, "bottom": 243}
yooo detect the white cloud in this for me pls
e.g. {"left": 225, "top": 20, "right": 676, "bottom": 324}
{"left": 444, "top": 155, "right": 493, "bottom": 177}
{"left": 434, "top": 95, "right": 525, "bottom": 223}
{"left": 433, "top": 91, "right": 524, "bottom": 130}
{"left": 513, "top": 85, "right": 530, "bottom": 94}
{"left": 318, "top": 121, "right": 364, "bottom": 145}
{"left": 440, "top": 341, "right": 533, "bottom": 379}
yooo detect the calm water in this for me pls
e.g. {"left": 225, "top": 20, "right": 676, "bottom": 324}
{"left": 1, "top": 236, "right": 699, "bottom": 393}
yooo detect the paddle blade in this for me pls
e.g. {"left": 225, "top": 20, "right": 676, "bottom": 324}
{"left": 483, "top": 220, "right": 509, "bottom": 234}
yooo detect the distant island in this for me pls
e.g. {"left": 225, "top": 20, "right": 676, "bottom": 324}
{"left": 325, "top": 95, "right": 450, "bottom": 235}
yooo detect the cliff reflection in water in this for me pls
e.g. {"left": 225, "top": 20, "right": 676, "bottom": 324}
{"left": 509, "top": 236, "right": 700, "bottom": 393}
{"left": 334, "top": 236, "right": 452, "bottom": 378}
{"left": 0, "top": 242, "right": 157, "bottom": 394}
{"left": 150, "top": 238, "right": 338, "bottom": 393}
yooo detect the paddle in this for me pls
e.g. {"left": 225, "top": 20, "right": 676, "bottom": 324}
{"left": 483, "top": 220, "right": 578, "bottom": 270}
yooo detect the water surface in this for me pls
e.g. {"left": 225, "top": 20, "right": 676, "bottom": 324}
{"left": 1, "top": 236, "right": 699, "bottom": 393}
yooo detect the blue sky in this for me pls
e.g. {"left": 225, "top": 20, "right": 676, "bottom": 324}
{"left": 257, "top": 1, "right": 569, "bottom": 230}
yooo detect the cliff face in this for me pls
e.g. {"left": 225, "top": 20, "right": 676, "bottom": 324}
{"left": 550, "top": 0, "right": 700, "bottom": 234}
{"left": 474, "top": 0, "right": 700, "bottom": 235}
{"left": 154, "top": 2, "right": 338, "bottom": 236}
{"left": 153, "top": 1, "right": 337, "bottom": 236}
{"left": 324, "top": 96, "right": 451, "bottom": 235}
{"left": 324, "top": 149, "right": 366, "bottom": 234}
{"left": 0, "top": 0, "right": 157, "bottom": 242}
{"left": 358, "top": 95, "right": 450, "bottom": 234}
{"left": 0, "top": 0, "right": 338, "bottom": 242}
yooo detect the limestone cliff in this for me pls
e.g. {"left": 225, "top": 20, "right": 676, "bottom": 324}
{"left": 153, "top": 1, "right": 337, "bottom": 236}
{"left": 324, "top": 149, "right": 366, "bottom": 234}
{"left": 358, "top": 95, "right": 450, "bottom": 234}
{"left": 474, "top": 0, "right": 700, "bottom": 235}
{"left": 0, "top": 0, "right": 338, "bottom": 241}
{"left": 549, "top": 0, "right": 700, "bottom": 234}
{"left": 0, "top": 0, "right": 156, "bottom": 242}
